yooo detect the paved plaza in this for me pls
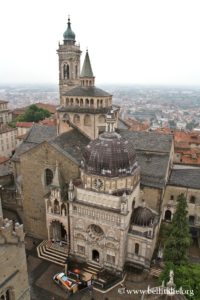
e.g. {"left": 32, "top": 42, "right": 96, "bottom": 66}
{"left": 4, "top": 209, "right": 200, "bottom": 299}
{"left": 25, "top": 237, "right": 158, "bottom": 300}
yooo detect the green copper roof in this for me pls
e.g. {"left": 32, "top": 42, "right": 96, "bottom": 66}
{"left": 63, "top": 18, "right": 75, "bottom": 41}
{"left": 80, "top": 50, "right": 94, "bottom": 77}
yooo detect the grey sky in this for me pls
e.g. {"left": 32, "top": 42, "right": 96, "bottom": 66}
{"left": 0, "top": 0, "right": 200, "bottom": 85}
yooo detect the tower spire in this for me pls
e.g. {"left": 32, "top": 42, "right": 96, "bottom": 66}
{"left": 80, "top": 50, "right": 95, "bottom": 86}
{"left": 63, "top": 16, "right": 76, "bottom": 43}
{"left": 51, "top": 161, "right": 62, "bottom": 188}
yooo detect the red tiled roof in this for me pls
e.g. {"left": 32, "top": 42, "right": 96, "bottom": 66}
{"left": 16, "top": 122, "right": 34, "bottom": 128}
{"left": 39, "top": 118, "right": 57, "bottom": 126}
{"left": 126, "top": 118, "right": 150, "bottom": 132}
{"left": 35, "top": 103, "right": 57, "bottom": 114}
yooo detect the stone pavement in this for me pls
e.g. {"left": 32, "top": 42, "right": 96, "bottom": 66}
{"left": 25, "top": 236, "right": 158, "bottom": 300}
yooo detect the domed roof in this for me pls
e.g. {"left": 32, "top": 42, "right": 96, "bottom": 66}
{"left": 63, "top": 18, "right": 75, "bottom": 41}
{"left": 131, "top": 206, "right": 155, "bottom": 227}
{"left": 82, "top": 131, "right": 138, "bottom": 177}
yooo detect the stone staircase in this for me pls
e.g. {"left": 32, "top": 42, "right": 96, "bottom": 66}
{"left": 82, "top": 262, "right": 103, "bottom": 277}
{"left": 37, "top": 240, "right": 69, "bottom": 266}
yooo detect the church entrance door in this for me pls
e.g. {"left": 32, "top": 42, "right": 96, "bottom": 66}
{"left": 92, "top": 249, "right": 100, "bottom": 263}
{"left": 50, "top": 221, "right": 67, "bottom": 242}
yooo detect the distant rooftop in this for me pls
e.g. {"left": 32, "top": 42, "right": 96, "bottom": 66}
{"left": 16, "top": 122, "right": 34, "bottom": 128}
{"left": 169, "top": 168, "right": 200, "bottom": 189}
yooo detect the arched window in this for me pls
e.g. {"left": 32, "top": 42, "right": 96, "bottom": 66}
{"left": 135, "top": 243, "right": 139, "bottom": 255}
{"left": 80, "top": 99, "right": 83, "bottom": 107}
{"left": 98, "top": 115, "right": 106, "bottom": 123}
{"left": 73, "top": 114, "right": 80, "bottom": 125}
{"left": 75, "top": 65, "right": 78, "bottom": 79}
{"left": 63, "top": 113, "right": 70, "bottom": 122}
{"left": 54, "top": 199, "right": 60, "bottom": 214}
{"left": 97, "top": 99, "right": 100, "bottom": 108}
{"left": 84, "top": 115, "right": 91, "bottom": 126}
{"left": 75, "top": 98, "right": 79, "bottom": 106}
{"left": 45, "top": 169, "right": 53, "bottom": 186}
{"left": 86, "top": 99, "right": 89, "bottom": 107}
{"left": 90, "top": 99, "right": 94, "bottom": 107}
{"left": 164, "top": 210, "right": 172, "bottom": 221}
{"left": 100, "top": 100, "right": 103, "bottom": 107}
{"left": 61, "top": 203, "right": 67, "bottom": 216}
{"left": 190, "top": 196, "right": 196, "bottom": 204}
{"left": 65, "top": 98, "right": 69, "bottom": 106}
{"left": 63, "top": 64, "right": 69, "bottom": 79}
{"left": 70, "top": 98, "right": 73, "bottom": 106}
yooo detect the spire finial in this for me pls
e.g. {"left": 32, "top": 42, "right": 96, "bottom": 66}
{"left": 105, "top": 109, "right": 116, "bottom": 133}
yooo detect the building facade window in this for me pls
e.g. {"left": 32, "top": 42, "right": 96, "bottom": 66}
{"left": 45, "top": 168, "right": 53, "bottom": 186}
{"left": 164, "top": 210, "right": 172, "bottom": 221}
{"left": 73, "top": 114, "right": 80, "bottom": 125}
{"left": 84, "top": 115, "right": 91, "bottom": 126}
{"left": 77, "top": 245, "right": 85, "bottom": 254}
{"left": 135, "top": 243, "right": 139, "bottom": 255}
{"left": 190, "top": 196, "right": 196, "bottom": 204}
{"left": 63, "top": 64, "right": 69, "bottom": 79}
{"left": 189, "top": 215, "right": 195, "bottom": 225}
{"left": 107, "top": 254, "right": 115, "bottom": 264}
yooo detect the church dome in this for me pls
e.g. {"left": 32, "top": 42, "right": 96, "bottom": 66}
{"left": 82, "top": 131, "right": 137, "bottom": 177}
{"left": 131, "top": 206, "right": 155, "bottom": 227}
{"left": 63, "top": 18, "right": 75, "bottom": 41}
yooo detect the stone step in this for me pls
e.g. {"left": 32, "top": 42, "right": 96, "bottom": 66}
{"left": 37, "top": 240, "right": 68, "bottom": 266}
{"left": 83, "top": 268, "right": 98, "bottom": 275}
{"left": 42, "top": 245, "right": 66, "bottom": 262}
{"left": 86, "top": 262, "right": 103, "bottom": 271}
{"left": 43, "top": 245, "right": 68, "bottom": 259}
{"left": 38, "top": 250, "right": 64, "bottom": 266}
{"left": 82, "top": 262, "right": 103, "bottom": 276}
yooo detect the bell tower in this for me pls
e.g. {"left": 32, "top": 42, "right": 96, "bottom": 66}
{"left": 57, "top": 17, "right": 82, "bottom": 102}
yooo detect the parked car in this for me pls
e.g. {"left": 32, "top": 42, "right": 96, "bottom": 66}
{"left": 53, "top": 272, "right": 78, "bottom": 294}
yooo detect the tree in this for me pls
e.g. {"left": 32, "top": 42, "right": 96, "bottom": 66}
{"left": 160, "top": 263, "right": 200, "bottom": 300}
{"left": 17, "top": 104, "right": 51, "bottom": 123}
{"left": 163, "top": 193, "right": 191, "bottom": 265}
{"left": 160, "top": 194, "right": 200, "bottom": 299}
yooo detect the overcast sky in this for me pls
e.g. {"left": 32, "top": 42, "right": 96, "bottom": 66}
{"left": 1, "top": 0, "right": 200, "bottom": 86}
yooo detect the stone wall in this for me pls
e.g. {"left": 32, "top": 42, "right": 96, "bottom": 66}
{"left": 20, "top": 142, "right": 79, "bottom": 239}
{"left": 0, "top": 216, "right": 30, "bottom": 300}
{"left": 163, "top": 185, "right": 200, "bottom": 227}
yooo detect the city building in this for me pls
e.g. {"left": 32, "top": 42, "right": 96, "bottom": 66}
{"left": 10, "top": 18, "right": 200, "bottom": 276}
{"left": 0, "top": 198, "right": 30, "bottom": 299}
{"left": 0, "top": 100, "right": 12, "bottom": 124}
{"left": 0, "top": 125, "right": 17, "bottom": 157}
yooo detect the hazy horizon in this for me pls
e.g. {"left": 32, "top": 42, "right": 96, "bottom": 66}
{"left": 1, "top": 0, "right": 200, "bottom": 86}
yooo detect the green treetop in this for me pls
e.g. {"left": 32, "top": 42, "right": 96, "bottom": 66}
{"left": 163, "top": 193, "right": 191, "bottom": 265}
{"left": 17, "top": 104, "right": 51, "bottom": 123}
